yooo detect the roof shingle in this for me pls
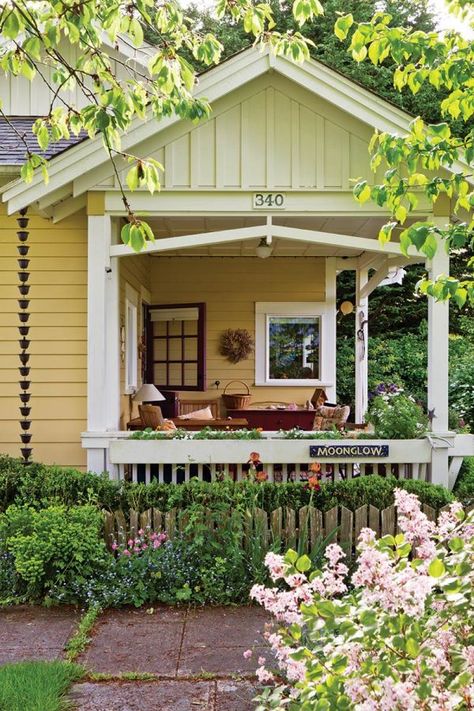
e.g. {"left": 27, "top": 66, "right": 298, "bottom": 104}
{"left": 0, "top": 117, "right": 85, "bottom": 165}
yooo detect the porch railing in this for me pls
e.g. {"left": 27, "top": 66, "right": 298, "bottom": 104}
{"left": 81, "top": 431, "right": 474, "bottom": 490}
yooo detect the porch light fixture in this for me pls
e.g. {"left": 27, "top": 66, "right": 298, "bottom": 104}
{"left": 133, "top": 383, "right": 165, "bottom": 403}
{"left": 339, "top": 301, "right": 354, "bottom": 316}
{"left": 256, "top": 238, "right": 272, "bottom": 259}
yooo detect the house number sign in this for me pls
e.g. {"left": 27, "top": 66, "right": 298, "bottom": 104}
{"left": 253, "top": 192, "right": 286, "bottom": 209}
{"left": 309, "top": 444, "right": 389, "bottom": 458}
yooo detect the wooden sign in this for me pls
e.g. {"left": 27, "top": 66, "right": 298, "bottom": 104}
{"left": 310, "top": 444, "right": 389, "bottom": 458}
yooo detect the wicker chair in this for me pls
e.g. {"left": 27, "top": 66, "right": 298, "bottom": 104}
{"left": 313, "top": 404, "right": 350, "bottom": 431}
{"left": 138, "top": 404, "right": 164, "bottom": 429}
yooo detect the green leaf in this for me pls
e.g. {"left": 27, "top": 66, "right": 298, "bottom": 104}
{"left": 126, "top": 165, "right": 140, "bottom": 192}
{"left": 448, "top": 537, "right": 464, "bottom": 552}
{"left": 406, "top": 637, "right": 420, "bottom": 658}
{"left": 130, "top": 225, "right": 145, "bottom": 253}
{"left": 3, "top": 10, "right": 20, "bottom": 40}
{"left": 296, "top": 554, "right": 311, "bottom": 573}
{"left": 428, "top": 558, "right": 445, "bottom": 578}
{"left": 421, "top": 233, "right": 438, "bottom": 259}
{"left": 334, "top": 14, "right": 353, "bottom": 41}
{"left": 121, "top": 223, "right": 131, "bottom": 245}
{"left": 141, "top": 221, "right": 155, "bottom": 243}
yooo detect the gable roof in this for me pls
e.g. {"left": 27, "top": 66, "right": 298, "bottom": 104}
{"left": 0, "top": 45, "right": 466, "bottom": 214}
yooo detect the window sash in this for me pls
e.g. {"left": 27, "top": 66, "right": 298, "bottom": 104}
{"left": 255, "top": 302, "right": 333, "bottom": 387}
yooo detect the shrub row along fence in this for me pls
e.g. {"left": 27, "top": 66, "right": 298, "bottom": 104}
{"left": 103, "top": 503, "right": 463, "bottom": 555}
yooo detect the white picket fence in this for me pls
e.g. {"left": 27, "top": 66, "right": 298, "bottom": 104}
{"left": 81, "top": 431, "right": 474, "bottom": 490}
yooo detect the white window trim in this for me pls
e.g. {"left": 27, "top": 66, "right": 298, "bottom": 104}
{"left": 124, "top": 283, "right": 139, "bottom": 394}
{"left": 255, "top": 301, "right": 334, "bottom": 387}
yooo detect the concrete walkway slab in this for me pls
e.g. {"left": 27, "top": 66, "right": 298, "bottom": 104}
{"left": 79, "top": 608, "right": 185, "bottom": 674}
{"left": 70, "top": 680, "right": 213, "bottom": 711}
{"left": 178, "top": 606, "right": 269, "bottom": 676}
{"left": 0, "top": 606, "right": 79, "bottom": 665}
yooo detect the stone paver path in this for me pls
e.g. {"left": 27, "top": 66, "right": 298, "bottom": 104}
{"left": 0, "top": 606, "right": 79, "bottom": 665}
{"left": 1, "top": 605, "right": 269, "bottom": 710}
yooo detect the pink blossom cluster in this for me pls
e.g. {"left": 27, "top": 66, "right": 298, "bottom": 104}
{"left": 111, "top": 528, "right": 167, "bottom": 556}
{"left": 394, "top": 488, "right": 437, "bottom": 560}
{"left": 251, "top": 544, "right": 348, "bottom": 626}
{"left": 352, "top": 525, "right": 434, "bottom": 616}
{"left": 250, "top": 489, "right": 474, "bottom": 710}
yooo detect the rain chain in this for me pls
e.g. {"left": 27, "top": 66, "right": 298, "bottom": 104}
{"left": 17, "top": 208, "right": 32, "bottom": 464}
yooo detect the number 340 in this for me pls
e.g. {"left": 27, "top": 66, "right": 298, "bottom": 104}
{"left": 253, "top": 192, "right": 285, "bottom": 209}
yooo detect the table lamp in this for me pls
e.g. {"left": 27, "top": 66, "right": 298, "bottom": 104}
{"left": 133, "top": 383, "right": 165, "bottom": 404}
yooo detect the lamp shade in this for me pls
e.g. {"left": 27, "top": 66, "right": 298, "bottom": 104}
{"left": 133, "top": 383, "right": 165, "bottom": 402}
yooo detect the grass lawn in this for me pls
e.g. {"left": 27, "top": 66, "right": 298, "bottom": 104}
{"left": 0, "top": 660, "right": 84, "bottom": 711}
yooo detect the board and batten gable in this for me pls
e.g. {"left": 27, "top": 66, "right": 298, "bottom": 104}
{"left": 0, "top": 206, "right": 87, "bottom": 467}
{"left": 95, "top": 73, "right": 376, "bottom": 195}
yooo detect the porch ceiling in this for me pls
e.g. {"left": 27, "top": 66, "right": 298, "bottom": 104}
{"left": 144, "top": 215, "right": 415, "bottom": 257}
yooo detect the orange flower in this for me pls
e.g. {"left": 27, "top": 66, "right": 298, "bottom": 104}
{"left": 249, "top": 451, "right": 260, "bottom": 463}
{"left": 256, "top": 470, "right": 268, "bottom": 482}
{"left": 309, "top": 462, "right": 321, "bottom": 474}
{"left": 307, "top": 475, "right": 320, "bottom": 491}
{"left": 256, "top": 427, "right": 263, "bottom": 433}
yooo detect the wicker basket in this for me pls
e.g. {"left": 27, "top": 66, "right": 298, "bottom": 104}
{"left": 222, "top": 380, "right": 252, "bottom": 409}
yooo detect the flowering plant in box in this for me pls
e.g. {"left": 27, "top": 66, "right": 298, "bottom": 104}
{"left": 250, "top": 490, "right": 474, "bottom": 710}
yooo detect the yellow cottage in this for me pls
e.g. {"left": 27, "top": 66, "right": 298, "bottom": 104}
{"left": 1, "top": 45, "right": 472, "bottom": 487}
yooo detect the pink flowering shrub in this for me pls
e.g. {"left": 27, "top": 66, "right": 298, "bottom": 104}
{"left": 251, "top": 489, "right": 474, "bottom": 710}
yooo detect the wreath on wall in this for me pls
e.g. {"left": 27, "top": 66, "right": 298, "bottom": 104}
{"left": 219, "top": 328, "right": 255, "bottom": 363}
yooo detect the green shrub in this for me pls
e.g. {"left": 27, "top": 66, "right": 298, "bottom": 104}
{"left": 453, "top": 457, "right": 474, "bottom": 506}
{"left": 0, "top": 505, "right": 108, "bottom": 601}
{"left": 0, "top": 456, "right": 456, "bottom": 517}
{"left": 367, "top": 393, "right": 428, "bottom": 439}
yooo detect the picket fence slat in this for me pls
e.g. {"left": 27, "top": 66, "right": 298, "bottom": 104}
{"left": 104, "top": 504, "right": 452, "bottom": 554}
{"left": 381, "top": 505, "right": 396, "bottom": 537}
{"left": 271, "top": 507, "right": 283, "bottom": 544}
{"left": 354, "top": 505, "right": 368, "bottom": 542}
{"left": 285, "top": 507, "right": 296, "bottom": 549}
{"left": 325, "top": 506, "right": 338, "bottom": 542}
{"left": 369, "top": 505, "right": 380, "bottom": 536}
{"left": 340, "top": 507, "right": 353, "bottom": 553}
{"left": 309, "top": 507, "right": 323, "bottom": 548}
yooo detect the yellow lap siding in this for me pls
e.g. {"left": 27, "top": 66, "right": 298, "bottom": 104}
{"left": 0, "top": 207, "right": 87, "bottom": 468}
{"left": 148, "top": 256, "right": 326, "bottom": 406}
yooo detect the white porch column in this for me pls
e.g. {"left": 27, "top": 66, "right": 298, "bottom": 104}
{"left": 355, "top": 265, "right": 369, "bottom": 423}
{"left": 428, "top": 218, "right": 450, "bottom": 486}
{"left": 325, "top": 257, "right": 337, "bottom": 402}
{"left": 87, "top": 213, "right": 120, "bottom": 473}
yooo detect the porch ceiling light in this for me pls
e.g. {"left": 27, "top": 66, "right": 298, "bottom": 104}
{"left": 256, "top": 238, "right": 272, "bottom": 259}
{"left": 133, "top": 383, "right": 165, "bottom": 403}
